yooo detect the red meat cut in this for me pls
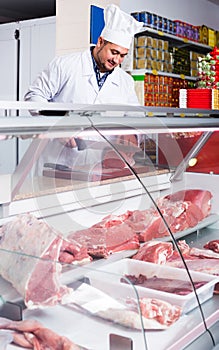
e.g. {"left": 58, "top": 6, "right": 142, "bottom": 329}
{"left": 132, "top": 240, "right": 174, "bottom": 264}
{"left": 68, "top": 222, "right": 140, "bottom": 258}
{"left": 96, "top": 190, "right": 212, "bottom": 243}
{"left": 0, "top": 214, "right": 91, "bottom": 309}
{"left": 162, "top": 189, "right": 212, "bottom": 218}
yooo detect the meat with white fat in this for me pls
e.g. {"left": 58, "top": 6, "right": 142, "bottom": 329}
{"left": 132, "top": 239, "right": 219, "bottom": 276}
{"left": 0, "top": 214, "right": 91, "bottom": 309}
{"left": 97, "top": 297, "right": 182, "bottom": 329}
{"left": 132, "top": 240, "right": 173, "bottom": 264}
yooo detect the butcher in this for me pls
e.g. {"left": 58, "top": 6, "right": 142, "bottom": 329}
{"left": 24, "top": 4, "right": 144, "bottom": 173}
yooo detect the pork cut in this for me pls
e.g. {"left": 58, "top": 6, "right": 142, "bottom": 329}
{"left": 97, "top": 297, "right": 182, "bottom": 329}
{"left": 67, "top": 222, "right": 140, "bottom": 258}
{"left": 0, "top": 214, "right": 91, "bottom": 309}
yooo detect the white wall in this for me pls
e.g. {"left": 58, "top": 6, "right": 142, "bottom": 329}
{"left": 56, "top": 0, "right": 119, "bottom": 55}
{"left": 120, "top": 0, "right": 219, "bottom": 30}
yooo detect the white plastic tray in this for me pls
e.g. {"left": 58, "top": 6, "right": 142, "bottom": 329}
{"left": 87, "top": 258, "right": 219, "bottom": 314}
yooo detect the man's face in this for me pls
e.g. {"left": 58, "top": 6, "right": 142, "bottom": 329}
{"left": 94, "top": 37, "right": 128, "bottom": 72}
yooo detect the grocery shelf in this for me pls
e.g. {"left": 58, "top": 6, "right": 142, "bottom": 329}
{"left": 137, "top": 26, "right": 212, "bottom": 53}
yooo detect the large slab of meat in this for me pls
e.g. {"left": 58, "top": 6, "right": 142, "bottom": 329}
{"left": 92, "top": 189, "right": 212, "bottom": 243}
{"left": 67, "top": 222, "right": 140, "bottom": 258}
{"left": 126, "top": 189, "right": 212, "bottom": 241}
{"left": 67, "top": 189, "right": 212, "bottom": 257}
{"left": 0, "top": 214, "right": 91, "bottom": 309}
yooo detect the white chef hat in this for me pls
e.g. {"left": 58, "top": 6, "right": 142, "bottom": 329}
{"left": 100, "top": 4, "right": 144, "bottom": 49}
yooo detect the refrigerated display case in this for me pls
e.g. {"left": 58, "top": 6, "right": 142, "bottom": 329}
{"left": 0, "top": 101, "right": 219, "bottom": 349}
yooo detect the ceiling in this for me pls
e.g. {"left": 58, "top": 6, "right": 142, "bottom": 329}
{"left": 0, "top": 0, "right": 218, "bottom": 25}
{"left": 0, "top": 0, "right": 55, "bottom": 25}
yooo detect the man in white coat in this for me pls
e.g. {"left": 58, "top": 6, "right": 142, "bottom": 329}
{"left": 24, "top": 4, "right": 144, "bottom": 172}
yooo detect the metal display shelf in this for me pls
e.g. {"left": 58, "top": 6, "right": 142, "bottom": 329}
{"left": 137, "top": 26, "right": 212, "bottom": 53}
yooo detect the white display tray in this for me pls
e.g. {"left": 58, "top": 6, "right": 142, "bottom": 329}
{"left": 87, "top": 259, "right": 219, "bottom": 314}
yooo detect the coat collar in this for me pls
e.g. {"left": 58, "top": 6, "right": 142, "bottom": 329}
{"left": 81, "top": 48, "right": 120, "bottom": 86}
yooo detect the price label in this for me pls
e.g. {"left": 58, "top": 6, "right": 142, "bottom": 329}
{"left": 183, "top": 38, "right": 189, "bottom": 43}
{"left": 180, "top": 113, "right": 185, "bottom": 117}
{"left": 148, "top": 112, "right": 154, "bottom": 117}
{"left": 152, "top": 69, "right": 158, "bottom": 75}
{"left": 180, "top": 74, "right": 185, "bottom": 79}
{"left": 158, "top": 31, "right": 164, "bottom": 36}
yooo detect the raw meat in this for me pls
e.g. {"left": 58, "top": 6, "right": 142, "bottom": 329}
{"left": 0, "top": 214, "right": 91, "bottom": 309}
{"left": 102, "top": 135, "right": 138, "bottom": 169}
{"left": 162, "top": 189, "right": 212, "bottom": 218}
{"left": 139, "top": 297, "right": 182, "bottom": 326}
{"left": 97, "top": 297, "right": 182, "bottom": 329}
{"left": 68, "top": 222, "right": 140, "bottom": 258}
{"left": 102, "top": 150, "right": 135, "bottom": 168}
{"left": 132, "top": 241, "right": 174, "bottom": 264}
{"left": 132, "top": 239, "right": 219, "bottom": 277}
{"left": 0, "top": 317, "right": 85, "bottom": 349}
{"left": 121, "top": 274, "right": 207, "bottom": 295}
{"left": 59, "top": 240, "right": 91, "bottom": 265}
{"left": 166, "top": 259, "right": 219, "bottom": 276}
{"left": 204, "top": 240, "right": 219, "bottom": 253}
{"left": 98, "top": 189, "right": 213, "bottom": 242}
{"left": 123, "top": 202, "right": 199, "bottom": 242}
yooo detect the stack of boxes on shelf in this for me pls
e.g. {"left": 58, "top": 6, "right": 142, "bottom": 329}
{"left": 133, "top": 73, "right": 195, "bottom": 107}
{"left": 134, "top": 36, "right": 172, "bottom": 72}
{"left": 133, "top": 34, "right": 204, "bottom": 77}
{"left": 131, "top": 11, "right": 219, "bottom": 47}
{"left": 143, "top": 74, "right": 195, "bottom": 107}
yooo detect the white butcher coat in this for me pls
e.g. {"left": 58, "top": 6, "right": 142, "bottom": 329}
{"left": 24, "top": 48, "right": 139, "bottom": 105}
{"left": 24, "top": 48, "right": 140, "bottom": 173}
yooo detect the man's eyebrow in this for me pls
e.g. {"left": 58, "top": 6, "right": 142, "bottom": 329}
{"left": 111, "top": 49, "right": 128, "bottom": 55}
